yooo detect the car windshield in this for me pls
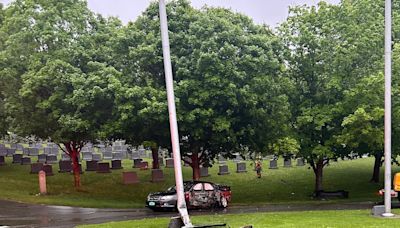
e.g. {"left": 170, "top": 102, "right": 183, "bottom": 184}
{"left": 166, "top": 182, "right": 193, "bottom": 192}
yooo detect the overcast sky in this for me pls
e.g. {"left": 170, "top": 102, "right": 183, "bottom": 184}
{"left": 0, "top": 0, "right": 340, "bottom": 27}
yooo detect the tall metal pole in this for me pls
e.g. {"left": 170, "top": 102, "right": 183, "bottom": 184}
{"left": 383, "top": 0, "right": 394, "bottom": 217}
{"left": 159, "top": 0, "right": 193, "bottom": 226}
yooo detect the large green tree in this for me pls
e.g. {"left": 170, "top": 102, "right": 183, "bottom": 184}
{"left": 279, "top": 0, "right": 387, "bottom": 193}
{"left": 337, "top": 74, "right": 384, "bottom": 182}
{"left": 1, "top": 0, "right": 121, "bottom": 187}
{"left": 110, "top": 6, "right": 173, "bottom": 169}
{"left": 334, "top": 0, "right": 400, "bottom": 183}
{"left": 116, "top": 0, "right": 287, "bottom": 180}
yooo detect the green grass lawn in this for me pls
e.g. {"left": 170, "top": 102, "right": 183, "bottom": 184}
{"left": 79, "top": 209, "right": 400, "bottom": 228}
{"left": 0, "top": 155, "right": 395, "bottom": 208}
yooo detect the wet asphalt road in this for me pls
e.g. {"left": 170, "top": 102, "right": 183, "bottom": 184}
{"left": 0, "top": 200, "right": 383, "bottom": 228}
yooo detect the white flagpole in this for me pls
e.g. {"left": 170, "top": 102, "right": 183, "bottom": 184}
{"left": 383, "top": 0, "right": 394, "bottom": 217}
{"left": 158, "top": 0, "right": 193, "bottom": 226}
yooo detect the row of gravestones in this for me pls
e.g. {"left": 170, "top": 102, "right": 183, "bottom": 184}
{"left": 268, "top": 158, "right": 306, "bottom": 169}
{"left": 217, "top": 162, "right": 247, "bottom": 175}
{"left": 26, "top": 159, "right": 166, "bottom": 184}
{"left": 0, "top": 155, "right": 207, "bottom": 169}
{"left": 0, "top": 147, "right": 59, "bottom": 157}
{"left": 0, "top": 154, "right": 59, "bottom": 166}
{"left": 2, "top": 142, "right": 165, "bottom": 161}
{"left": 215, "top": 159, "right": 307, "bottom": 175}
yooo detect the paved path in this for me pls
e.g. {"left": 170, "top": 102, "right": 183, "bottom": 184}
{"left": 0, "top": 200, "right": 383, "bottom": 227}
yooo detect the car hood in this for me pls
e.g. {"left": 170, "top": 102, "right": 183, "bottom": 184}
{"left": 149, "top": 191, "right": 176, "bottom": 197}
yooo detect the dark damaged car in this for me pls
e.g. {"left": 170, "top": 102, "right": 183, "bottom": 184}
{"left": 146, "top": 181, "right": 231, "bottom": 210}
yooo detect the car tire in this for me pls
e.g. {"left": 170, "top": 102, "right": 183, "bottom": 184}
{"left": 220, "top": 197, "right": 228, "bottom": 208}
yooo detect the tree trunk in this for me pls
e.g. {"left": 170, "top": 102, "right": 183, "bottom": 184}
{"left": 191, "top": 152, "right": 200, "bottom": 181}
{"left": 64, "top": 142, "right": 81, "bottom": 188}
{"left": 151, "top": 145, "right": 159, "bottom": 169}
{"left": 314, "top": 159, "right": 324, "bottom": 193}
{"left": 371, "top": 152, "right": 383, "bottom": 183}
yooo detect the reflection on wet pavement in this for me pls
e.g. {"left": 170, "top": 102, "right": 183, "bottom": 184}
{"left": 0, "top": 200, "right": 176, "bottom": 227}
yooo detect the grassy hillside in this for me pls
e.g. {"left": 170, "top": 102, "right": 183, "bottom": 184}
{"left": 0, "top": 156, "right": 394, "bottom": 208}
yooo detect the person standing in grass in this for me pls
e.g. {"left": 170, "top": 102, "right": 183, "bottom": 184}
{"left": 255, "top": 161, "right": 262, "bottom": 178}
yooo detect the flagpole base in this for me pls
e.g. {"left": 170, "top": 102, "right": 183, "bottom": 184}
{"left": 382, "top": 213, "right": 394, "bottom": 217}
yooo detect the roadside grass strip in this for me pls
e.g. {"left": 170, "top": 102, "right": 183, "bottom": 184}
{"left": 79, "top": 209, "right": 400, "bottom": 228}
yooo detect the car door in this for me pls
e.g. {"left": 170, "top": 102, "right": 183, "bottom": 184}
{"left": 189, "top": 183, "right": 208, "bottom": 207}
{"left": 203, "top": 182, "right": 216, "bottom": 207}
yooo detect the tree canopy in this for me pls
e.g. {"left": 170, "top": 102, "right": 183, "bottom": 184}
{"left": 1, "top": 0, "right": 400, "bottom": 193}
{"left": 0, "top": 0, "right": 122, "bottom": 187}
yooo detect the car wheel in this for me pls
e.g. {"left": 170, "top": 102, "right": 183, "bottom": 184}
{"left": 220, "top": 197, "right": 228, "bottom": 208}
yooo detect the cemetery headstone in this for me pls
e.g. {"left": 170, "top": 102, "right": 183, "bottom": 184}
{"left": 139, "top": 161, "right": 149, "bottom": 170}
{"left": 151, "top": 169, "right": 165, "bottom": 182}
{"left": 82, "top": 152, "right": 93, "bottom": 161}
{"left": 165, "top": 158, "right": 174, "bottom": 168}
{"left": 92, "top": 153, "right": 102, "bottom": 161}
{"left": 103, "top": 152, "right": 112, "bottom": 160}
{"left": 122, "top": 171, "right": 139, "bottom": 184}
{"left": 96, "top": 143, "right": 105, "bottom": 148}
{"left": 37, "top": 154, "right": 47, "bottom": 163}
{"left": 269, "top": 159, "right": 278, "bottom": 169}
{"left": 34, "top": 143, "right": 43, "bottom": 149}
{"left": 284, "top": 158, "right": 292, "bottom": 168}
{"left": 46, "top": 155, "right": 58, "bottom": 164}
{"left": 16, "top": 144, "right": 24, "bottom": 151}
{"left": 100, "top": 147, "right": 112, "bottom": 153}
{"left": 59, "top": 160, "right": 72, "bottom": 173}
{"left": 44, "top": 147, "right": 51, "bottom": 155}
{"left": 236, "top": 162, "right": 247, "bottom": 173}
{"left": 81, "top": 147, "right": 94, "bottom": 153}
{"left": 29, "top": 148, "right": 39, "bottom": 156}
{"left": 23, "top": 148, "right": 30, "bottom": 156}
{"left": 0, "top": 148, "right": 7, "bottom": 156}
{"left": 47, "top": 143, "right": 56, "bottom": 148}
{"left": 112, "top": 152, "right": 124, "bottom": 160}
{"left": 97, "top": 162, "right": 111, "bottom": 173}
{"left": 86, "top": 160, "right": 98, "bottom": 171}
{"left": 7, "top": 148, "right": 16, "bottom": 157}
{"left": 12, "top": 154, "right": 22, "bottom": 164}
{"left": 21, "top": 157, "right": 31, "bottom": 165}
{"left": 133, "top": 158, "right": 143, "bottom": 168}
{"left": 30, "top": 163, "right": 44, "bottom": 174}
{"left": 200, "top": 167, "right": 210, "bottom": 177}
{"left": 112, "top": 145, "right": 122, "bottom": 152}
{"left": 296, "top": 158, "right": 305, "bottom": 166}
{"left": 218, "top": 165, "right": 230, "bottom": 175}
{"left": 50, "top": 147, "right": 59, "bottom": 156}
{"left": 61, "top": 153, "right": 71, "bottom": 161}
{"left": 42, "top": 164, "right": 54, "bottom": 176}
{"left": 131, "top": 152, "right": 140, "bottom": 160}
{"left": 111, "top": 160, "right": 123, "bottom": 169}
